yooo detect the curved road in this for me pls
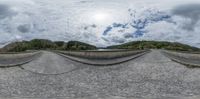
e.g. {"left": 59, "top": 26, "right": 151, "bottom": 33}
{"left": 0, "top": 50, "right": 200, "bottom": 99}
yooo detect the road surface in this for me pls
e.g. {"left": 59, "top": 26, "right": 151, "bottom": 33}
{"left": 22, "top": 51, "right": 83, "bottom": 74}
{"left": 0, "top": 50, "right": 200, "bottom": 99}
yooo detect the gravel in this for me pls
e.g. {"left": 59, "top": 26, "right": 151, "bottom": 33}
{"left": 0, "top": 50, "right": 200, "bottom": 99}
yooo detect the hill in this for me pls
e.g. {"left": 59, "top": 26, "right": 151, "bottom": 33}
{"left": 0, "top": 39, "right": 97, "bottom": 52}
{"left": 107, "top": 41, "right": 200, "bottom": 51}
{"left": 1, "top": 40, "right": 199, "bottom": 52}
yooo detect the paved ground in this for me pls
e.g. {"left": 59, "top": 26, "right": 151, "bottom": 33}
{"left": 0, "top": 50, "right": 200, "bottom": 99}
{"left": 22, "top": 51, "right": 83, "bottom": 74}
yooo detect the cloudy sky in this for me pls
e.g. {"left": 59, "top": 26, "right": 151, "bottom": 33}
{"left": 0, "top": 0, "right": 200, "bottom": 47}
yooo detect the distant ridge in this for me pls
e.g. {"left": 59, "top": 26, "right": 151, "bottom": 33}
{"left": 0, "top": 39, "right": 97, "bottom": 52}
{"left": 107, "top": 41, "right": 200, "bottom": 51}
{"left": 0, "top": 40, "right": 199, "bottom": 52}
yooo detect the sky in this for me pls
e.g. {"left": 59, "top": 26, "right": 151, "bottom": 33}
{"left": 0, "top": 0, "right": 200, "bottom": 47}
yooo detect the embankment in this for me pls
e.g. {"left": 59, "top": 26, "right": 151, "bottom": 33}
{"left": 162, "top": 50, "right": 200, "bottom": 67}
{"left": 0, "top": 51, "right": 41, "bottom": 67}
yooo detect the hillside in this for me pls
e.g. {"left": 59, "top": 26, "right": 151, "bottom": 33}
{"left": 0, "top": 39, "right": 97, "bottom": 52}
{"left": 107, "top": 41, "right": 200, "bottom": 51}
{"left": 1, "top": 40, "right": 199, "bottom": 52}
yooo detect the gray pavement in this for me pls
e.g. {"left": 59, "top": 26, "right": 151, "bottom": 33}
{"left": 22, "top": 51, "right": 83, "bottom": 74}
{"left": 0, "top": 50, "right": 200, "bottom": 99}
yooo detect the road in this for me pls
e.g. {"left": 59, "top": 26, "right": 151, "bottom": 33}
{"left": 22, "top": 51, "right": 83, "bottom": 74}
{"left": 0, "top": 50, "right": 200, "bottom": 99}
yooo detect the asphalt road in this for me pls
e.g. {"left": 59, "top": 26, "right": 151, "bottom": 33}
{"left": 0, "top": 50, "right": 200, "bottom": 99}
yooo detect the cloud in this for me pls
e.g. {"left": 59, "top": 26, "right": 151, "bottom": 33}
{"left": 83, "top": 24, "right": 97, "bottom": 30}
{"left": 111, "top": 37, "right": 126, "bottom": 43}
{"left": 17, "top": 24, "right": 31, "bottom": 33}
{"left": 102, "top": 8, "right": 172, "bottom": 44}
{"left": 0, "top": 4, "right": 17, "bottom": 19}
{"left": 103, "top": 26, "right": 112, "bottom": 35}
{"left": 0, "top": 0, "right": 200, "bottom": 48}
{"left": 172, "top": 4, "right": 200, "bottom": 30}
{"left": 123, "top": 33, "right": 134, "bottom": 38}
{"left": 78, "top": 0, "right": 92, "bottom": 4}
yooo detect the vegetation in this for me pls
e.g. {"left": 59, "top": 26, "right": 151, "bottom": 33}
{"left": 0, "top": 39, "right": 97, "bottom": 52}
{"left": 1, "top": 40, "right": 199, "bottom": 52}
{"left": 107, "top": 41, "right": 200, "bottom": 51}
{"left": 64, "top": 41, "right": 97, "bottom": 51}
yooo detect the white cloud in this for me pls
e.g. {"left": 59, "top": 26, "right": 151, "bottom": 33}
{"left": 0, "top": 0, "right": 200, "bottom": 48}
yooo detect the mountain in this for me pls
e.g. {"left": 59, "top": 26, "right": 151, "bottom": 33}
{"left": 1, "top": 39, "right": 199, "bottom": 52}
{"left": 55, "top": 41, "right": 97, "bottom": 51}
{"left": 0, "top": 39, "right": 97, "bottom": 52}
{"left": 64, "top": 41, "right": 97, "bottom": 51}
{"left": 107, "top": 41, "right": 200, "bottom": 51}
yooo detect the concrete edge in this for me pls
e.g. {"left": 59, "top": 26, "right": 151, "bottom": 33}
{"left": 161, "top": 51, "right": 200, "bottom": 68}
{"left": 0, "top": 96, "right": 136, "bottom": 99}
{"left": 56, "top": 50, "right": 147, "bottom": 59}
{"left": 0, "top": 52, "right": 42, "bottom": 68}
{"left": 0, "top": 51, "right": 38, "bottom": 54}
{"left": 1, "top": 95, "right": 200, "bottom": 99}
{"left": 55, "top": 50, "right": 150, "bottom": 66}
